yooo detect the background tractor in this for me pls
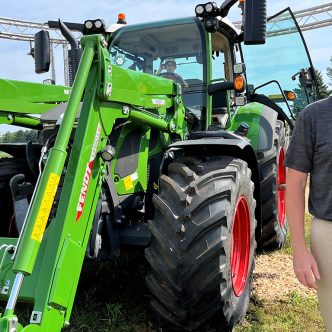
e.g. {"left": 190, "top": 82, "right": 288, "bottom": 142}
{"left": 0, "top": 0, "right": 317, "bottom": 331}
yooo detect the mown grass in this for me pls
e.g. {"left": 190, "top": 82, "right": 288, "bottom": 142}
{"left": 234, "top": 290, "right": 323, "bottom": 332}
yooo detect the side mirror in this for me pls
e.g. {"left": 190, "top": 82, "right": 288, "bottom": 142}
{"left": 34, "top": 30, "right": 51, "bottom": 74}
{"left": 300, "top": 70, "right": 313, "bottom": 88}
{"left": 292, "top": 68, "right": 313, "bottom": 88}
{"left": 244, "top": 0, "right": 267, "bottom": 45}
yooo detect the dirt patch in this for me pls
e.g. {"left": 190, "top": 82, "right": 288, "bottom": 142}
{"left": 252, "top": 252, "right": 316, "bottom": 303}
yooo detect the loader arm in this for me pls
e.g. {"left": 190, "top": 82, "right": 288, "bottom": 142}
{"left": 0, "top": 33, "right": 186, "bottom": 331}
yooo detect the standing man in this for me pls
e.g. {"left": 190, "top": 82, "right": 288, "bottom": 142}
{"left": 285, "top": 96, "right": 332, "bottom": 331}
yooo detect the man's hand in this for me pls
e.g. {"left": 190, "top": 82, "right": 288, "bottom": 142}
{"left": 156, "top": 63, "right": 164, "bottom": 76}
{"left": 292, "top": 247, "right": 320, "bottom": 289}
{"left": 286, "top": 168, "right": 319, "bottom": 289}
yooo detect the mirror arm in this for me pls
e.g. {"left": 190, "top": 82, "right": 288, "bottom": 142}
{"left": 58, "top": 19, "right": 79, "bottom": 49}
{"left": 220, "top": 0, "right": 238, "bottom": 17}
{"left": 208, "top": 81, "right": 234, "bottom": 95}
{"left": 253, "top": 79, "right": 296, "bottom": 121}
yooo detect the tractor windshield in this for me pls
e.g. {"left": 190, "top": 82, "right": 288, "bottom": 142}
{"left": 243, "top": 8, "right": 317, "bottom": 118}
{"left": 109, "top": 18, "right": 206, "bottom": 121}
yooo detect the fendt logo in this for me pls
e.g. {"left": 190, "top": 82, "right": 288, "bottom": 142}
{"left": 76, "top": 161, "right": 93, "bottom": 221}
{"left": 75, "top": 124, "right": 101, "bottom": 222}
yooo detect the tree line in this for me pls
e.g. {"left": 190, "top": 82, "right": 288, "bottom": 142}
{"left": 0, "top": 130, "right": 38, "bottom": 143}
{"left": 315, "top": 57, "right": 332, "bottom": 99}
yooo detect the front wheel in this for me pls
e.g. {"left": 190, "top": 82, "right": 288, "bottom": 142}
{"left": 145, "top": 156, "right": 257, "bottom": 331}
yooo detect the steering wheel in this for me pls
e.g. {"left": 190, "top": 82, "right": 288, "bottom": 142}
{"left": 184, "top": 107, "right": 199, "bottom": 128}
{"left": 158, "top": 72, "right": 185, "bottom": 86}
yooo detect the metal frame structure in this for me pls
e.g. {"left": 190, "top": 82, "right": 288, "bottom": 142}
{"left": 235, "top": 2, "right": 332, "bottom": 36}
{"left": 265, "top": 2, "right": 332, "bottom": 37}
{"left": 291, "top": 2, "right": 332, "bottom": 32}
{"left": 0, "top": 18, "right": 78, "bottom": 85}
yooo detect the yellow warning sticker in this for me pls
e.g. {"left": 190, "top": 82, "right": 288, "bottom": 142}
{"left": 31, "top": 173, "right": 60, "bottom": 242}
{"left": 123, "top": 175, "right": 133, "bottom": 191}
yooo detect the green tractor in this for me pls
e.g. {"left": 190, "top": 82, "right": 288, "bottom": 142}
{"left": 0, "top": 0, "right": 317, "bottom": 331}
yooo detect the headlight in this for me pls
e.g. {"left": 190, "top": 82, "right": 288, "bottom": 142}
{"left": 195, "top": 4, "right": 205, "bottom": 16}
{"left": 94, "top": 19, "right": 103, "bottom": 29}
{"left": 84, "top": 20, "right": 93, "bottom": 30}
{"left": 83, "top": 19, "right": 106, "bottom": 35}
{"left": 205, "top": 2, "right": 214, "bottom": 13}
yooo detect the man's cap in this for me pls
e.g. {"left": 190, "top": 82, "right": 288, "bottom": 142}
{"left": 164, "top": 57, "right": 176, "bottom": 65}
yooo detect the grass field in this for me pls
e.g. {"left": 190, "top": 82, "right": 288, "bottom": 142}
{"left": 65, "top": 213, "right": 324, "bottom": 332}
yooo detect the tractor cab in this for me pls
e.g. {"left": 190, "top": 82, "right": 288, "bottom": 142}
{"left": 109, "top": 6, "right": 318, "bottom": 130}
{"left": 109, "top": 17, "right": 239, "bottom": 130}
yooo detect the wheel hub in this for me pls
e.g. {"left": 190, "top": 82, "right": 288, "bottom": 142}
{"left": 277, "top": 147, "right": 286, "bottom": 226}
{"left": 230, "top": 196, "right": 250, "bottom": 297}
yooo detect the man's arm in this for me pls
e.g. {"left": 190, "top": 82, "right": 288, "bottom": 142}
{"left": 286, "top": 168, "right": 320, "bottom": 289}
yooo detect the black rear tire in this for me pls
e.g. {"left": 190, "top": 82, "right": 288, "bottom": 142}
{"left": 0, "top": 157, "right": 30, "bottom": 236}
{"left": 258, "top": 120, "right": 288, "bottom": 251}
{"left": 145, "top": 156, "right": 256, "bottom": 331}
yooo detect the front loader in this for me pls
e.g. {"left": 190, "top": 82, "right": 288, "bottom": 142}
{"left": 0, "top": 0, "right": 317, "bottom": 331}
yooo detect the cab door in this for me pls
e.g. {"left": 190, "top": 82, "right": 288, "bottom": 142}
{"left": 242, "top": 8, "right": 318, "bottom": 117}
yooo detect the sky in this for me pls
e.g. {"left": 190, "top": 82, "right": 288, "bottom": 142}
{"left": 0, "top": 0, "right": 331, "bottom": 85}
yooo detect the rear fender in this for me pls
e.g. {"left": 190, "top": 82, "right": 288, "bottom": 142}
{"left": 230, "top": 102, "right": 278, "bottom": 153}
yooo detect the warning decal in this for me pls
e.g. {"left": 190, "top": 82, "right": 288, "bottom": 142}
{"left": 31, "top": 173, "right": 60, "bottom": 242}
{"left": 123, "top": 175, "right": 133, "bottom": 190}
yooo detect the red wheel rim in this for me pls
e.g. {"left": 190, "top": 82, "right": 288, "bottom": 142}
{"left": 230, "top": 196, "right": 250, "bottom": 297}
{"left": 277, "top": 147, "right": 286, "bottom": 227}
